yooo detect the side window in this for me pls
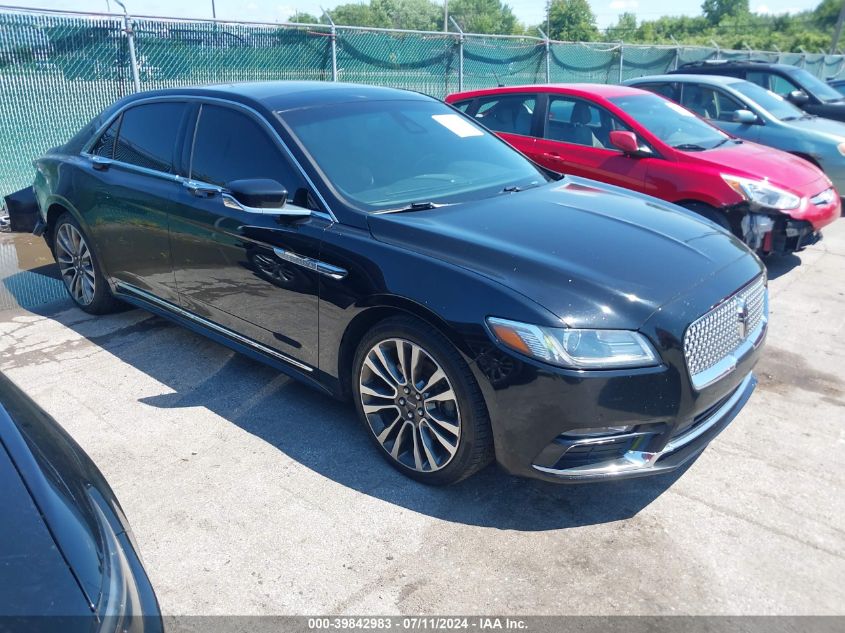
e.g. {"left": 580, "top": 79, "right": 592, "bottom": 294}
{"left": 713, "top": 91, "right": 745, "bottom": 121}
{"left": 679, "top": 85, "right": 718, "bottom": 119}
{"left": 769, "top": 74, "right": 801, "bottom": 97}
{"left": 545, "top": 96, "right": 623, "bottom": 149}
{"left": 90, "top": 116, "right": 120, "bottom": 158}
{"left": 472, "top": 95, "right": 536, "bottom": 136}
{"left": 113, "top": 102, "right": 186, "bottom": 173}
{"left": 190, "top": 104, "right": 306, "bottom": 203}
{"left": 638, "top": 82, "right": 680, "bottom": 102}
{"left": 451, "top": 100, "right": 473, "bottom": 113}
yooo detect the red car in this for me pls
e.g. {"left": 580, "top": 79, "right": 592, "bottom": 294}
{"left": 446, "top": 84, "right": 840, "bottom": 254}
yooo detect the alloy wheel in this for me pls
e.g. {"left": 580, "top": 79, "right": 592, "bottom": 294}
{"left": 359, "top": 338, "right": 461, "bottom": 473}
{"left": 55, "top": 222, "right": 96, "bottom": 306}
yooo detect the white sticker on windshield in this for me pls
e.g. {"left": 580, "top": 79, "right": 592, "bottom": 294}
{"left": 665, "top": 101, "right": 695, "bottom": 117}
{"left": 432, "top": 114, "right": 484, "bottom": 137}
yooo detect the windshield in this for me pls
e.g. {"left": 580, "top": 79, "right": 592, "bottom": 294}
{"left": 278, "top": 100, "right": 547, "bottom": 212}
{"left": 785, "top": 67, "right": 844, "bottom": 103}
{"left": 608, "top": 93, "right": 729, "bottom": 150}
{"left": 731, "top": 81, "right": 805, "bottom": 120}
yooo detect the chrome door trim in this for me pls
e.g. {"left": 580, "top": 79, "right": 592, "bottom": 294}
{"left": 80, "top": 94, "right": 337, "bottom": 223}
{"left": 114, "top": 281, "right": 314, "bottom": 373}
{"left": 273, "top": 247, "right": 348, "bottom": 280}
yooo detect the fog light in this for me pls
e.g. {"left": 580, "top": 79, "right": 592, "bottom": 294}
{"left": 561, "top": 425, "right": 634, "bottom": 438}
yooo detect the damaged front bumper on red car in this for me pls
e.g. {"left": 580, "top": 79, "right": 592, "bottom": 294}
{"left": 740, "top": 187, "right": 841, "bottom": 254}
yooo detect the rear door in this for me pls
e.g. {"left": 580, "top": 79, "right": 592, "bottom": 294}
{"left": 532, "top": 94, "right": 649, "bottom": 191}
{"left": 82, "top": 100, "right": 190, "bottom": 303}
{"left": 168, "top": 101, "right": 331, "bottom": 369}
{"left": 465, "top": 93, "right": 541, "bottom": 157}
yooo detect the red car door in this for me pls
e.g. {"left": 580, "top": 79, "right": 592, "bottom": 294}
{"left": 527, "top": 94, "right": 651, "bottom": 193}
{"left": 466, "top": 93, "right": 539, "bottom": 157}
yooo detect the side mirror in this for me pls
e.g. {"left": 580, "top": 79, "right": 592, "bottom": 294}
{"left": 225, "top": 179, "right": 310, "bottom": 218}
{"left": 609, "top": 130, "right": 643, "bottom": 156}
{"left": 732, "top": 109, "right": 759, "bottom": 124}
{"left": 787, "top": 89, "right": 809, "bottom": 105}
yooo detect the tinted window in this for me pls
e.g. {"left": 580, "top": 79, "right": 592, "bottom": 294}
{"left": 90, "top": 116, "right": 119, "bottom": 158}
{"left": 281, "top": 99, "right": 546, "bottom": 212}
{"left": 679, "top": 85, "right": 743, "bottom": 122}
{"left": 783, "top": 67, "right": 843, "bottom": 103}
{"left": 473, "top": 95, "right": 536, "bottom": 136}
{"left": 191, "top": 104, "right": 303, "bottom": 193}
{"left": 451, "top": 100, "right": 473, "bottom": 112}
{"left": 545, "top": 96, "right": 630, "bottom": 149}
{"left": 113, "top": 102, "right": 185, "bottom": 173}
{"left": 637, "top": 82, "right": 679, "bottom": 101}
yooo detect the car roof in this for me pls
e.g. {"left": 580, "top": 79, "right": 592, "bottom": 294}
{"left": 628, "top": 74, "right": 746, "bottom": 86}
{"left": 676, "top": 60, "right": 796, "bottom": 72}
{"left": 449, "top": 83, "right": 645, "bottom": 101}
{"left": 119, "top": 81, "right": 432, "bottom": 111}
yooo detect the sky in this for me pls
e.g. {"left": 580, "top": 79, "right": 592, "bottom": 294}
{"left": 6, "top": 0, "right": 822, "bottom": 29}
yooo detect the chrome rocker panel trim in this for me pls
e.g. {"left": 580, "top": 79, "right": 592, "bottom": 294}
{"left": 532, "top": 371, "right": 756, "bottom": 482}
{"left": 113, "top": 281, "right": 314, "bottom": 373}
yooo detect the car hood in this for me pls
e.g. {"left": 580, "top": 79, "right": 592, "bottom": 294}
{"left": 785, "top": 115, "right": 845, "bottom": 140}
{"left": 682, "top": 140, "right": 825, "bottom": 190}
{"left": 368, "top": 178, "right": 757, "bottom": 330}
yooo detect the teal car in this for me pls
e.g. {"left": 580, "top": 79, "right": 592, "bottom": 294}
{"left": 625, "top": 74, "right": 845, "bottom": 197}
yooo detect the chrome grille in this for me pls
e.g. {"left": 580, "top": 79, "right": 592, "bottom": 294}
{"left": 683, "top": 275, "right": 767, "bottom": 385}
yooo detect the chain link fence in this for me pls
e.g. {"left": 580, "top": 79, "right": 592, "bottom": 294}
{"left": 2, "top": 5, "right": 845, "bottom": 198}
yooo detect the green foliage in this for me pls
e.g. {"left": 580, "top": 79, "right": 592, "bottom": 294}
{"left": 447, "top": 0, "right": 522, "bottom": 34}
{"left": 547, "top": 0, "right": 599, "bottom": 41}
{"left": 701, "top": 0, "right": 749, "bottom": 26}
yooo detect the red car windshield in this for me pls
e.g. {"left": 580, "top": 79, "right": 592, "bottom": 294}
{"left": 609, "top": 93, "right": 729, "bottom": 151}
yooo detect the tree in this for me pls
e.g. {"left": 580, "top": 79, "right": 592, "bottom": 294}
{"left": 448, "top": 0, "right": 521, "bottom": 34}
{"left": 608, "top": 12, "right": 637, "bottom": 40}
{"left": 288, "top": 12, "right": 321, "bottom": 23}
{"left": 701, "top": 0, "right": 749, "bottom": 26}
{"left": 372, "top": 0, "right": 442, "bottom": 30}
{"left": 547, "top": 0, "right": 599, "bottom": 41}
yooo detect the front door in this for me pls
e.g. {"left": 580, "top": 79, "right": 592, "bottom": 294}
{"left": 531, "top": 95, "right": 649, "bottom": 192}
{"left": 169, "top": 102, "right": 329, "bottom": 369}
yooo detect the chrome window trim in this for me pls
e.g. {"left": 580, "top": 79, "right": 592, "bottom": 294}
{"left": 79, "top": 152, "right": 184, "bottom": 185}
{"left": 114, "top": 281, "right": 314, "bottom": 373}
{"left": 80, "top": 94, "right": 337, "bottom": 223}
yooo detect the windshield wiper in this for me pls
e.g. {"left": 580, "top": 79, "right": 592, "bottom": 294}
{"left": 673, "top": 143, "right": 707, "bottom": 151}
{"left": 500, "top": 182, "right": 541, "bottom": 193}
{"left": 711, "top": 138, "right": 732, "bottom": 148}
{"left": 374, "top": 201, "right": 450, "bottom": 215}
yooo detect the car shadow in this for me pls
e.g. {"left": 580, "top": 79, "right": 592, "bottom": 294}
{"left": 10, "top": 295, "right": 693, "bottom": 533}
{"left": 764, "top": 253, "right": 801, "bottom": 280}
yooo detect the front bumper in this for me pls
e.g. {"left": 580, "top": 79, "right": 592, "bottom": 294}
{"left": 531, "top": 372, "right": 755, "bottom": 482}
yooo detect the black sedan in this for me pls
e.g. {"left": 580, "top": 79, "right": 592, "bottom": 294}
{"left": 33, "top": 82, "right": 767, "bottom": 485}
{"left": 0, "top": 372, "right": 161, "bottom": 632}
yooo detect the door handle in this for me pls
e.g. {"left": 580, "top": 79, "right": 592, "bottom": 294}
{"left": 543, "top": 152, "right": 563, "bottom": 159}
{"left": 182, "top": 179, "right": 222, "bottom": 198}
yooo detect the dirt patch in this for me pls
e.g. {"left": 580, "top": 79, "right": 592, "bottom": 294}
{"left": 756, "top": 346, "right": 845, "bottom": 403}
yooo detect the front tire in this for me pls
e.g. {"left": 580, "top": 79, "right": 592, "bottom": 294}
{"left": 352, "top": 316, "right": 494, "bottom": 485}
{"left": 52, "top": 213, "right": 121, "bottom": 314}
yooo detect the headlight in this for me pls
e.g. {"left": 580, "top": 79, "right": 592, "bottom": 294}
{"left": 486, "top": 317, "right": 659, "bottom": 369}
{"left": 722, "top": 174, "right": 801, "bottom": 210}
{"left": 837, "top": 142, "right": 845, "bottom": 157}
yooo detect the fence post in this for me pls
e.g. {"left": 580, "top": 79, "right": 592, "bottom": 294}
{"left": 114, "top": 0, "right": 140, "bottom": 92}
{"left": 322, "top": 9, "right": 338, "bottom": 81}
{"left": 710, "top": 40, "right": 720, "bottom": 60}
{"left": 618, "top": 42, "right": 624, "bottom": 83}
{"left": 450, "top": 17, "right": 464, "bottom": 92}
{"left": 538, "top": 28, "right": 550, "bottom": 83}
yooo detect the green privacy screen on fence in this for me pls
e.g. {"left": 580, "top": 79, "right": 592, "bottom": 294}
{"left": 2, "top": 7, "right": 845, "bottom": 198}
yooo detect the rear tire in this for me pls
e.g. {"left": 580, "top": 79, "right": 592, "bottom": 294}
{"left": 352, "top": 315, "right": 494, "bottom": 485}
{"left": 52, "top": 213, "right": 122, "bottom": 314}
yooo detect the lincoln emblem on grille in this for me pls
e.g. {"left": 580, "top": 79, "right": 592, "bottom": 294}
{"left": 737, "top": 297, "right": 750, "bottom": 339}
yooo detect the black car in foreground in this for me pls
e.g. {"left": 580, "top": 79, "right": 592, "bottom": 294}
{"left": 672, "top": 60, "right": 845, "bottom": 122}
{"left": 33, "top": 82, "right": 767, "bottom": 485}
{"left": 0, "top": 372, "right": 161, "bottom": 632}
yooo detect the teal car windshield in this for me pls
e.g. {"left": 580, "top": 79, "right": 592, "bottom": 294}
{"left": 608, "top": 93, "right": 728, "bottom": 150}
{"left": 278, "top": 100, "right": 547, "bottom": 212}
{"left": 785, "top": 67, "right": 844, "bottom": 103}
{"left": 731, "top": 82, "right": 806, "bottom": 120}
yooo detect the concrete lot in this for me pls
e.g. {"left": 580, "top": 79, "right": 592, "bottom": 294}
{"left": 0, "top": 221, "right": 843, "bottom": 616}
